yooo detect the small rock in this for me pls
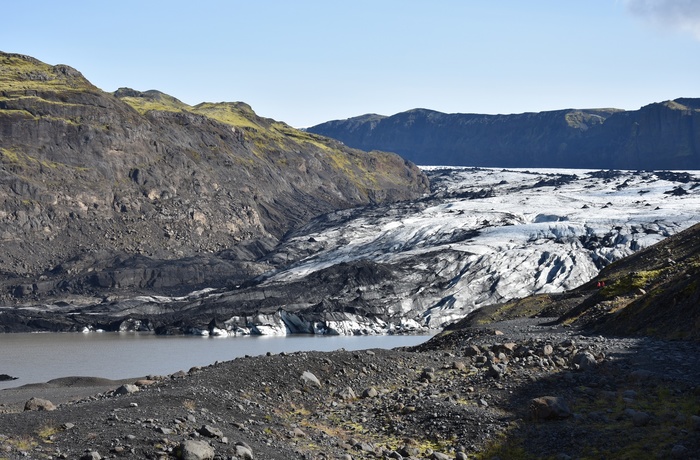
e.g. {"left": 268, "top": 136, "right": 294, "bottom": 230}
{"left": 463, "top": 345, "right": 482, "bottom": 357}
{"left": 171, "top": 370, "right": 187, "bottom": 379}
{"left": 362, "top": 387, "right": 379, "bottom": 398}
{"left": 488, "top": 363, "right": 507, "bottom": 379}
{"left": 179, "top": 439, "right": 215, "bottom": 460}
{"left": 398, "top": 445, "right": 420, "bottom": 457}
{"left": 572, "top": 352, "right": 597, "bottom": 371}
{"left": 24, "top": 397, "right": 56, "bottom": 411}
{"left": 292, "top": 427, "right": 306, "bottom": 437}
{"left": 300, "top": 371, "right": 321, "bottom": 388}
{"left": 198, "top": 424, "right": 223, "bottom": 438}
{"left": 335, "top": 387, "right": 357, "bottom": 400}
{"left": 115, "top": 384, "right": 139, "bottom": 395}
{"left": 671, "top": 444, "right": 689, "bottom": 458}
{"left": 431, "top": 452, "right": 451, "bottom": 460}
{"left": 235, "top": 443, "right": 254, "bottom": 460}
{"left": 690, "top": 415, "right": 700, "bottom": 431}
{"left": 420, "top": 368, "right": 437, "bottom": 382}
{"left": 354, "top": 442, "right": 375, "bottom": 453}
{"left": 631, "top": 411, "right": 651, "bottom": 427}
{"left": 80, "top": 452, "right": 101, "bottom": 460}
{"left": 530, "top": 396, "right": 572, "bottom": 420}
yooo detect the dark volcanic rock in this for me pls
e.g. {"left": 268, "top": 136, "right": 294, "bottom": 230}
{"left": 0, "top": 52, "right": 428, "bottom": 308}
{"left": 1, "top": 324, "right": 699, "bottom": 459}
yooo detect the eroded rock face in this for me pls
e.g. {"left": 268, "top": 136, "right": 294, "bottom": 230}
{"left": 0, "top": 52, "right": 428, "bottom": 299}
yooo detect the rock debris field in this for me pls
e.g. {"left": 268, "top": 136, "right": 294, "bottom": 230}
{"left": 1, "top": 318, "right": 699, "bottom": 459}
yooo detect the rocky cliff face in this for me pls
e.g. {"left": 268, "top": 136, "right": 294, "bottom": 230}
{"left": 307, "top": 100, "right": 700, "bottom": 169}
{"left": 0, "top": 52, "right": 428, "bottom": 299}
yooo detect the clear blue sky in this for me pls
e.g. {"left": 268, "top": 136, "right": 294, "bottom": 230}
{"left": 2, "top": 0, "right": 699, "bottom": 127}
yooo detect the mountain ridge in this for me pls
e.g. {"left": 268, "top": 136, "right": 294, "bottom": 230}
{"left": 0, "top": 51, "right": 428, "bottom": 298}
{"left": 307, "top": 99, "right": 700, "bottom": 169}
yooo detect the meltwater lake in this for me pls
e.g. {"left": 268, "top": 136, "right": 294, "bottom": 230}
{"left": 0, "top": 332, "right": 432, "bottom": 390}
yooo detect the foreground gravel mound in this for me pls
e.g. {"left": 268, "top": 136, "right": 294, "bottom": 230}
{"left": 1, "top": 318, "right": 698, "bottom": 459}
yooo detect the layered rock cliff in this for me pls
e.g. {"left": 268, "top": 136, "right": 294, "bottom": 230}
{"left": 0, "top": 52, "right": 428, "bottom": 298}
{"left": 307, "top": 99, "right": 700, "bottom": 169}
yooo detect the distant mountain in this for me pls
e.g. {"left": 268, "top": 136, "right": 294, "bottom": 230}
{"left": 0, "top": 52, "right": 427, "bottom": 299}
{"left": 307, "top": 100, "right": 700, "bottom": 169}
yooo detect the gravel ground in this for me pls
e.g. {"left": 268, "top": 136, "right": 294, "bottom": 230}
{"left": 1, "top": 318, "right": 699, "bottom": 459}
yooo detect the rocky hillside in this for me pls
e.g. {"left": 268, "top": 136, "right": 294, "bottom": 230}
{"left": 307, "top": 99, "right": 700, "bottom": 169}
{"left": 0, "top": 52, "right": 428, "bottom": 299}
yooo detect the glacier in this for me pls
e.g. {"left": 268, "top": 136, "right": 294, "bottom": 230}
{"left": 39, "top": 167, "right": 700, "bottom": 335}
{"left": 240, "top": 167, "right": 700, "bottom": 330}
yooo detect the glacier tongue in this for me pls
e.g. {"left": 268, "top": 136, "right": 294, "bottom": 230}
{"left": 97, "top": 167, "right": 700, "bottom": 335}
{"left": 245, "top": 168, "right": 700, "bottom": 330}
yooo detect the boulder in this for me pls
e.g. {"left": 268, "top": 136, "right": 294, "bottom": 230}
{"left": 79, "top": 452, "right": 101, "bottom": 460}
{"left": 530, "top": 396, "right": 572, "bottom": 421}
{"left": 420, "top": 367, "right": 437, "bottom": 382}
{"left": 362, "top": 387, "right": 379, "bottom": 398}
{"left": 488, "top": 363, "right": 507, "bottom": 379}
{"left": 572, "top": 352, "right": 597, "bottom": 371}
{"left": 235, "top": 442, "right": 254, "bottom": 460}
{"left": 178, "top": 439, "right": 215, "bottom": 460}
{"left": 463, "top": 345, "right": 482, "bottom": 357}
{"left": 431, "top": 453, "right": 451, "bottom": 460}
{"left": 115, "top": 384, "right": 139, "bottom": 395}
{"left": 335, "top": 387, "right": 357, "bottom": 400}
{"left": 198, "top": 424, "right": 223, "bottom": 438}
{"left": 300, "top": 371, "right": 321, "bottom": 388}
{"left": 671, "top": 444, "right": 689, "bottom": 458}
{"left": 630, "top": 410, "right": 651, "bottom": 427}
{"left": 24, "top": 397, "right": 56, "bottom": 411}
